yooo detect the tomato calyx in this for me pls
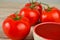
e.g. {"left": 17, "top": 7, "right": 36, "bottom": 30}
{"left": 30, "top": 3, "right": 35, "bottom": 9}
{"left": 14, "top": 11, "right": 21, "bottom": 20}
{"left": 29, "top": 0, "right": 38, "bottom": 9}
{"left": 45, "top": 7, "right": 52, "bottom": 12}
{"left": 30, "top": 2, "right": 36, "bottom": 9}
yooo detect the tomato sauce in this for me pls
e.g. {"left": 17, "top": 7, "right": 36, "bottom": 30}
{"left": 35, "top": 23, "right": 60, "bottom": 40}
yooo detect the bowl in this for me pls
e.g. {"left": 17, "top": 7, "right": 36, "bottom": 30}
{"left": 33, "top": 22, "right": 60, "bottom": 40}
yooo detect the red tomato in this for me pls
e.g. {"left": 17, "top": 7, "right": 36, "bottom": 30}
{"left": 2, "top": 14, "right": 31, "bottom": 40}
{"left": 25, "top": 3, "right": 31, "bottom": 7}
{"left": 19, "top": 7, "right": 40, "bottom": 25}
{"left": 40, "top": 7, "right": 60, "bottom": 22}
{"left": 25, "top": 2, "right": 42, "bottom": 14}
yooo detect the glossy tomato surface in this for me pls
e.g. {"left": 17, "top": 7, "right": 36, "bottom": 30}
{"left": 2, "top": 14, "right": 31, "bottom": 40}
{"left": 25, "top": 2, "right": 42, "bottom": 14}
{"left": 19, "top": 7, "right": 40, "bottom": 25}
{"left": 41, "top": 7, "right": 60, "bottom": 22}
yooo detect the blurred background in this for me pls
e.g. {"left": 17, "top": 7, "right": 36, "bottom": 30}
{"left": 0, "top": 0, "right": 60, "bottom": 9}
{"left": 0, "top": 0, "right": 60, "bottom": 40}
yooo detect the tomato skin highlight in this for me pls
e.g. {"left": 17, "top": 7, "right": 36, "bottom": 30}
{"left": 19, "top": 7, "right": 40, "bottom": 25}
{"left": 25, "top": 2, "right": 42, "bottom": 14}
{"left": 40, "top": 7, "right": 60, "bottom": 22}
{"left": 2, "top": 14, "right": 31, "bottom": 40}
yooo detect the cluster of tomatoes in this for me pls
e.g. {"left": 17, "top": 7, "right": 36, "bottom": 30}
{"left": 2, "top": 0, "right": 60, "bottom": 40}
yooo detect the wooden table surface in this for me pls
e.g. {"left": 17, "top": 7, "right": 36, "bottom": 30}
{"left": 0, "top": 2, "right": 60, "bottom": 40}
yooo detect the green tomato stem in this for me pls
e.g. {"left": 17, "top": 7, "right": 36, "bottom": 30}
{"left": 30, "top": 4, "right": 35, "bottom": 9}
{"left": 14, "top": 11, "right": 20, "bottom": 20}
{"left": 40, "top": 2, "right": 51, "bottom": 11}
{"left": 41, "top": 2, "right": 50, "bottom": 8}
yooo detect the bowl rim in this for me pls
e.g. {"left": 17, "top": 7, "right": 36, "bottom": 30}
{"left": 33, "top": 22, "right": 60, "bottom": 39}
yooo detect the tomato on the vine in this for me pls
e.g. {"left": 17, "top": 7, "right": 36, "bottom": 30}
{"left": 40, "top": 7, "right": 60, "bottom": 22}
{"left": 25, "top": 2, "right": 42, "bottom": 14}
{"left": 19, "top": 7, "right": 40, "bottom": 25}
{"left": 19, "top": 0, "right": 42, "bottom": 25}
{"left": 2, "top": 13, "right": 31, "bottom": 40}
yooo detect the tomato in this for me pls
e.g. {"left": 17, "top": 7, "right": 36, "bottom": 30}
{"left": 40, "top": 7, "right": 60, "bottom": 22}
{"left": 19, "top": 7, "right": 40, "bottom": 25}
{"left": 2, "top": 13, "right": 31, "bottom": 40}
{"left": 25, "top": 2, "right": 42, "bottom": 14}
{"left": 25, "top": 3, "right": 31, "bottom": 7}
